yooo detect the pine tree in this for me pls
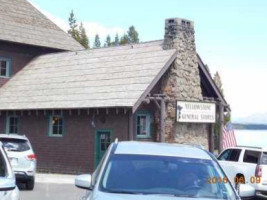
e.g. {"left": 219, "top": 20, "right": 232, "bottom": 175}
{"left": 119, "top": 34, "right": 130, "bottom": 45}
{"left": 68, "top": 10, "right": 80, "bottom": 42}
{"left": 79, "top": 22, "right": 89, "bottom": 49}
{"left": 105, "top": 35, "right": 111, "bottom": 47}
{"left": 213, "top": 71, "right": 224, "bottom": 96}
{"left": 94, "top": 34, "right": 101, "bottom": 48}
{"left": 127, "top": 26, "right": 139, "bottom": 43}
{"left": 114, "top": 33, "right": 119, "bottom": 46}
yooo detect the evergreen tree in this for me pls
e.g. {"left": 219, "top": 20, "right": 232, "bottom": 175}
{"left": 127, "top": 26, "right": 139, "bottom": 43}
{"left": 68, "top": 10, "right": 80, "bottom": 42}
{"left": 105, "top": 35, "right": 111, "bottom": 47}
{"left": 94, "top": 34, "right": 101, "bottom": 48}
{"left": 114, "top": 33, "right": 119, "bottom": 46}
{"left": 213, "top": 71, "right": 224, "bottom": 95}
{"left": 119, "top": 34, "right": 130, "bottom": 45}
{"left": 79, "top": 22, "right": 89, "bottom": 49}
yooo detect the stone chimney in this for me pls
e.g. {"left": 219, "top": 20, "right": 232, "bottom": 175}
{"left": 163, "top": 18, "right": 202, "bottom": 101}
{"left": 161, "top": 18, "right": 208, "bottom": 148}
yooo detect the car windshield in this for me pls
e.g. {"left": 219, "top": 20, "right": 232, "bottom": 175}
{"left": 100, "top": 154, "right": 237, "bottom": 199}
{"left": 0, "top": 138, "right": 30, "bottom": 152}
{"left": 0, "top": 149, "right": 7, "bottom": 177}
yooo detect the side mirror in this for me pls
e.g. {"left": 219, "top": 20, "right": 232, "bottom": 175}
{"left": 239, "top": 184, "right": 255, "bottom": 198}
{"left": 75, "top": 174, "right": 92, "bottom": 190}
{"left": 0, "top": 178, "right": 16, "bottom": 191}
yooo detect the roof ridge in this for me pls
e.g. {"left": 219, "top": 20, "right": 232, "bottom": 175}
{"left": 37, "top": 40, "right": 165, "bottom": 57}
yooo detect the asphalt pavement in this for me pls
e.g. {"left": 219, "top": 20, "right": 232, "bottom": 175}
{"left": 19, "top": 173, "right": 86, "bottom": 200}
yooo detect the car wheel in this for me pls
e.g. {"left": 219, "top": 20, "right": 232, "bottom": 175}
{"left": 26, "top": 177, "right": 35, "bottom": 190}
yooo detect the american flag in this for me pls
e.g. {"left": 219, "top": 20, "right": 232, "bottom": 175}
{"left": 222, "top": 122, "right": 237, "bottom": 150}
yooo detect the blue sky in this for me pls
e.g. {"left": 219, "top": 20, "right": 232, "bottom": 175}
{"left": 31, "top": 0, "right": 267, "bottom": 119}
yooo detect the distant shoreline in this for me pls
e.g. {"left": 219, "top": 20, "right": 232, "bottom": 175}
{"left": 233, "top": 123, "right": 267, "bottom": 130}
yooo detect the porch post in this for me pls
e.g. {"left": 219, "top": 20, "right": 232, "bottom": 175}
{"left": 128, "top": 110, "right": 134, "bottom": 141}
{"left": 160, "top": 98, "right": 166, "bottom": 143}
{"left": 218, "top": 103, "right": 224, "bottom": 153}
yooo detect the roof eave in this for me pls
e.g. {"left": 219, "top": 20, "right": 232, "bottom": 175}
{"left": 197, "top": 54, "right": 230, "bottom": 111}
{"left": 133, "top": 50, "right": 178, "bottom": 113}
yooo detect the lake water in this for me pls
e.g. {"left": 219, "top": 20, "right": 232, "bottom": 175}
{"left": 235, "top": 130, "right": 267, "bottom": 148}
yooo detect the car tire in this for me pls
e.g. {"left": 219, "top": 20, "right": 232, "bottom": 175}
{"left": 26, "top": 177, "right": 35, "bottom": 190}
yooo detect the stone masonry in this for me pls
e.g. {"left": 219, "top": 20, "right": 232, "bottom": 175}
{"left": 162, "top": 18, "right": 209, "bottom": 148}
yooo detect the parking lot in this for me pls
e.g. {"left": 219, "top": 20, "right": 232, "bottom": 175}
{"left": 19, "top": 174, "right": 85, "bottom": 200}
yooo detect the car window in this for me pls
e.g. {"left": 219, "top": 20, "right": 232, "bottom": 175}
{"left": 260, "top": 152, "right": 267, "bottom": 165}
{"left": 218, "top": 149, "right": 241, "bottom": 162}
{"left": 0, "top": 138, "right": 30, "bottom": 152}
{"left": 100, "top": 155, "right": 236, "bottom": 200}
{"left": 0, "top": 149, "right": 7, "bottom": 177}
{"left": 243, "top": 150, "right": 261, "bottom": 164}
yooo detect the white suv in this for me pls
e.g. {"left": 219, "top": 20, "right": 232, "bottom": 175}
{"left": 0, "top": 134, "right": 37, "bottom": 190}
{"left": 75, "top": 141, "right": 255, "bottom": 200}
{"left": 218, "top": 146, "right": 267, "bottom": 198}
{"left": 0, "top": 141, "right": 19, "bottom": 200}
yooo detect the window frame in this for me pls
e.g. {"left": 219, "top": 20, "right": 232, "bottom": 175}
{"left": 218, "top": 148, "right": 241, "bottom": 162}
{"left": 135, "top": 111, "right": 153, "bottom": 139}
{"left": 5, "top": 116, "right": 19, "bottom": 134}
{"left": 243, "top": 150, "right": 261, "bottom": 164}
{"left": 0, "top": 57, "right": 11, "bottom": 78}
{"left": 48, "top": 115, "right": 65, "bottom": 137}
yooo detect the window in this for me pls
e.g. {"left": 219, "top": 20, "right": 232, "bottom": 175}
{"left": 218, "top": 149, "right": 241, "bottom": 162}
{"left": 260, "top": 152, "right": 267, "bottom": 165}
{"left": 136, "top": 112, "right": 152, "bottom": 138}
{"left": 48, "top": 116, "right": 64, "bottom": 137}
{"left": 6, "top": 116, "right": 19, "bottom": 134}
{"left": 243, "top": 150, "right": 261, "bottom": 164}
{"left": 0, "top": 138, "right": 30, "bottom": 152}
{"left": 0, "top": 58, "right": 11, "bottom": 78}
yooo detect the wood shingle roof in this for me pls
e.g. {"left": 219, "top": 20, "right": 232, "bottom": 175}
{"left": 0, "top": 41, "right": 177, "bottom": 110}
{"left": 0, "top": 0, "right": 83, "bottom": 51}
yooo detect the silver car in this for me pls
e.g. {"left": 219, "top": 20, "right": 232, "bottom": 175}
{"left": 75, "top": 141, "right": 255, "bottom": 200}
{"left": 0, "top": 134, "right": 37, "bottom": 190}
{"left": 0, "top": 141, "right": 19, "bottom": 200}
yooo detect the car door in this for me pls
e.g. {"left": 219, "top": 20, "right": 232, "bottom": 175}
{"left": 218, "top": 148, "right": 242, "bottom": 184}
{"left": 242, "top": 150, "right": 261, "bottom": 186}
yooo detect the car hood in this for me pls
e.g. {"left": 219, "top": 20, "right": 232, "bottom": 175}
{"left": 91, "top": 192, "right": 222, "bottom": 200}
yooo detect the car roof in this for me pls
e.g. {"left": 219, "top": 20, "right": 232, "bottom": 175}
{"left": 115, "top": 141, "right": 212, "bottom": 160}
{"left": 226, "top": 146, "right": 267, "bottom": 152}
{"left": 0, "top": 134, "right": 28, "bottom": 140}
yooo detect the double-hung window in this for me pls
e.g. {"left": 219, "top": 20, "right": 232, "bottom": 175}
{"left": 6, "top": 116, "right": 19, "bottom": 134}
{"left": 136, "top": 112, "right": 152, "bottom": 138}
{"left": 48, "top": 115, "right": 64, "bottom": 137}
{"left": 0, "top": 57, "right": 11, "bottom": 78}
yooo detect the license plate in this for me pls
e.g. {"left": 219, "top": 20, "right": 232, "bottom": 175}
{"left": 9, "top": 157, "right": 18, "bottom": 166}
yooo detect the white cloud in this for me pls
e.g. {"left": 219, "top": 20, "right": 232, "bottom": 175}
{"left": 28, "top": 0, "right": 125, "bottom": 44}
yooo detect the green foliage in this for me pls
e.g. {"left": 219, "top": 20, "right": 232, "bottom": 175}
{"left": 68, "top": 10, "right": 90, "bottom": 49}
{"left": 68, "top": 10, "right": 80, "bottom": 42}
{"left": 79, "top": 22, "right": 89, "bottom": 49}
{"left": 119, "top": 34, "right": 130, "bottom": 45}
{"left": 213, "top": 71, "right": 224, "bottom": 96}
{"left": 127, "top": 26, "right": 139, "bottom": 43}
{"left": 114, "top": 33, "right": 119, "bottom": 46}
{"left": 94, "top": 34, "right": 101, "bottom": 48}
{"left": 105, "top": 35, "right": 111, "bottom": 47}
